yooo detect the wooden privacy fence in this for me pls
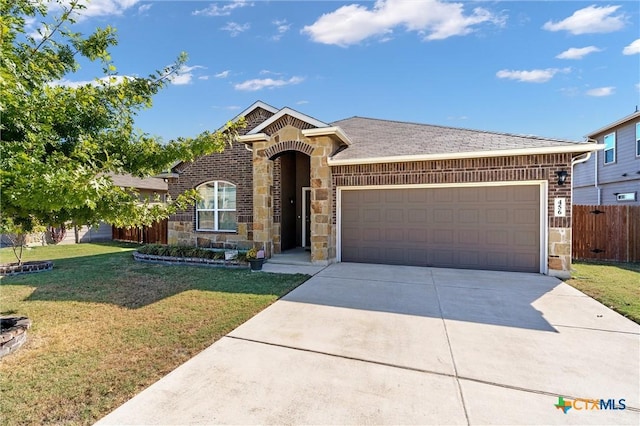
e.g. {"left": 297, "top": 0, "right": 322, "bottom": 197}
{"left": 112, "top": 219, "right": 168, "bottom": 245}
{"left": 572, "top": 205, "right": 640, "bottom": 262}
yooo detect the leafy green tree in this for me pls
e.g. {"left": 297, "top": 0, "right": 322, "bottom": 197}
{"left": 0, "top": 0, "right": 243, "bottom": 263}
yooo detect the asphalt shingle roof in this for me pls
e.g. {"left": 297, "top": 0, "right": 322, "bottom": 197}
{"left": 108, "top": 173, "right": 168, "bottom": 191}
{"left": 330, "top": 117, "right": 586, "bottom": 161}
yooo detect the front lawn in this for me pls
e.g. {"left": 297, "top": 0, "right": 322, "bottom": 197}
{"left": 568, "top": 261, "right": 640, "bottom": 324}
{"left": 0, "top": 243, "right": 308, "bottom": 425}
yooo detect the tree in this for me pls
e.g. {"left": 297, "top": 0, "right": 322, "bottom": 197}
{"left": 0, "top": 0, "right": 243, "bottom": 264}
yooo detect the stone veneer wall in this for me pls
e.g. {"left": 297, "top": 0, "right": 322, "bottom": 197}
{"left": 166, "top": 108, "right": 275, "bottom": 248}
{"left": 251, "top": 125, "right": 341, "bottom": 264}
{"left": 331, "top": 153, "right": 574, "bottom": 277}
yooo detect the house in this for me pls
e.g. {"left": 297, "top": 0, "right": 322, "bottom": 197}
{"left": 109, "top": 173, "right": 169, "bottom": 204}
{"left": 166, "top": 101, "right": 600, "bottom": 279}
{"left": 1, "top": 174, "right": 169, "bottom": 247}
{"left": 573, "top": 111, "right": 640, "bottom": 206}
{"left": 61, "top": 173, "right": 170, "bottom": 244}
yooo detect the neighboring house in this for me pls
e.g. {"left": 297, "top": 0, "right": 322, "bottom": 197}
{"left": 1, "top": 174, "right": 168, "bottom": 247}
{"left": 573, "top": 111, "right": 640, "bottom": 206}
{"left": 59, "top": 173, "right": 169, "bottom": 244}
{"left": 109, "top": 173, "right": 169, "bottom": 204}
{"left": 166, "top": 101, "right": 600, "bottom": 278}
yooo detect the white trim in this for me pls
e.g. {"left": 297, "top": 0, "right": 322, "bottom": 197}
{"left": 328, "top": 144, "right": 603, "bottom": 166}
{"left": 301, "top": 126, "right": 352, "bottom": 146}
{"left": 301, "top": 187, "right": 311, "bottom": 247}
{"left": 336, "top": 181, "right": 548, "bottom": 275}
{"left": 229, "top": 101, "right": 278, "bottom": 124}
{"left": 195, "top": 181, "right": 237, "bottom": 232}
{"left": 636, "top": 123, "right": 640, "bottom": 158}
{"left": 586, "top": 111, "right": 640, "bottom": 138}
{"left": 603, "top": 132, "right": 616, "bottom": 165}
{"left": 248, "top": 107, "right": 329, "bottom": 135}
{"left": 237, "top": 133, "right": 269, "bottom": 143}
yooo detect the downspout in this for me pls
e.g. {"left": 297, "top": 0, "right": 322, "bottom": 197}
{"left": 571, "top": 151, "right": 592, "bottom": 206}
{"left": 586, "top": 138, "right": 601, "bottom": 205}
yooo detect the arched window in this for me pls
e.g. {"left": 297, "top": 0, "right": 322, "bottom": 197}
{"left": 196, "top": 181, "right": 237, "bottom": 231}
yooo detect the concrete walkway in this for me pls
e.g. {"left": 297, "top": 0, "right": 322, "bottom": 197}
{"left": 98, "top": 263, "right": 640, "bottom": 425}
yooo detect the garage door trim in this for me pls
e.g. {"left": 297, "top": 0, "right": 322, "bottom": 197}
{"left": 336, "top": 181, "right": 548, "bottom": 274}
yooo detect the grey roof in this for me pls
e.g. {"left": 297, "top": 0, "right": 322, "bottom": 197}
{"left": 108, "top": 173, "right": 168, "bottom": 191}
{"left": 330, "top": 117, "right": 586, "bottom": 161}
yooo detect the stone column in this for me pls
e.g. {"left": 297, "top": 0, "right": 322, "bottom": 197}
{"left": 309, "top": 140, "right": 334, "bottom": 265}
{"left": 548, "top": 227, "right": 571, "bottom": 279}
{"left": 252, "top": 142, "right": 273, "bottom": 257}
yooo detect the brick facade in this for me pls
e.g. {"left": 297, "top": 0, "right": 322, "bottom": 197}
{"left": 166, "top": 103, "right": 578, "bottom": 277}
{"left": 331, "top": 153, "right": 574, "bottom": 277}
{"left": 166, "top": 108, "right": 274, "bottom": 248}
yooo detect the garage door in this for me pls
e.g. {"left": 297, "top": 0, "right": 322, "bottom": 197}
{"left": 340, "top": 185, "right": 541, "bottom": 272}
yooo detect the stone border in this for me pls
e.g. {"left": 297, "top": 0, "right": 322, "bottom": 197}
{"left": 0, "top": 317, "right": 32, "bottom": 359}
{"left": 133, "top": 251, "right": 249, "bottom": 269}
{"left": 0, "top": 261, "right": 53, "bottom": 276}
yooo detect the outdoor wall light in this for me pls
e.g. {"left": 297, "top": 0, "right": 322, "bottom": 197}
{"left": 556, "top": 170, "right": 568, "bottom": 186}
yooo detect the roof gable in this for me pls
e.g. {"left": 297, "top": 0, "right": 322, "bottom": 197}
{"left": 228, "top": 100, "right": 278, "bottom": 125}
{"left": 248, "top": 107, "right": 328, "bottom": 135}
{"left": 586, "top": 111, "right": 640, "bottom": 138}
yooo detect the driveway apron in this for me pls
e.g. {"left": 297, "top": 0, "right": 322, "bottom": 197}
{"left": 98, "top": 263, "right": 640, "bottom": 425}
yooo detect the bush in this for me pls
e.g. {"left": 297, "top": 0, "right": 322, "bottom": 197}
{"left": 137, "top": 245, "right": 243, "bottom": 261}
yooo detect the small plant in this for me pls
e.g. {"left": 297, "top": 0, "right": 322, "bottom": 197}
{"left": 245, "top": 247, "right": 258, "bottom": 260}
{"left": 245, "top": 247, "right": 265, "bottom": 260}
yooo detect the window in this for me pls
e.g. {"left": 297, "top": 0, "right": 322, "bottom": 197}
{"left": 603, "top": 132, "right": 615, "bottom": 164}
{"left": 636, "top": 123, "right": 640, "bottom": 157}
{"left": 196, "top": 181, "right": 237, "bottom": 231}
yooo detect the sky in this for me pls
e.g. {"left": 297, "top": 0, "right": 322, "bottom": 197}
{"left": 39, "top": 0, "right": 640, "bottom": 142}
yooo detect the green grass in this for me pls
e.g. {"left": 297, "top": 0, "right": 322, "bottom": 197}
{"left": 568, "top": 261, "right": 640, "bottom": 324}
{"left": 0, "top": 243, "right": 308, "bottom": 425}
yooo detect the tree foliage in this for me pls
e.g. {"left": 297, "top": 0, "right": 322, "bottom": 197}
{"left": 0, "top": 0, "right": 243, "bottom": 259}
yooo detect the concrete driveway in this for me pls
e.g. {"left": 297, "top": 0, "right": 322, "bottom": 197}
{"left": 98, "top": 263, "right": 640, "bottom": 425}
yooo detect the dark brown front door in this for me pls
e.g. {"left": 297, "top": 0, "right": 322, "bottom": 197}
{"left": 340, "top": 185, "right": 541, "bottom": 272}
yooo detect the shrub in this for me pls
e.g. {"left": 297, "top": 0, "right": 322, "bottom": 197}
{"left": 137, "top": 245, "right": 245, "bottom": 261}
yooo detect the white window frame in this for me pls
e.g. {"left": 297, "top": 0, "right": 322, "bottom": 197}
{"left": 636, "top": 123, "right": 640, "bottom": 157}
{"left": 603, "top": 132, "right": 616, "bottom": 165}
{"left": 195, "top": 181, "right": 237, "bottom": 232}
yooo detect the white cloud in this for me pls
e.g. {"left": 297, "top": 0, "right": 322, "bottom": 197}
{"left": 137, "top": 3, "right": 152, "bottom": 14}
{"left": 543, "top": 5, "right": 626, "bottom": 35}
{"left": 623, "top": 39, "right": 640, "bottom": 55}
{"left": 49, "top": 75, "right": 132, "bottom": 88}
{"left": 556, "top": 46, "right": 602, "bottom": 60}
{"left": 302, "top": 0, "right": 505, "bottom": 47}
{"left": 234, "top": 76, "right": 304, "bottom": 91}
{"left": 496, "top": 68, "right": 570, "bottom": 83}
{"left": 215, "top": 70, "right": 231, "bottom": 78}
{"left": 296, "top": 100, "right": 310, "bottom": 105}
{"left": 559, "top": 87, "right": 581, "bottom": 97}
{"left": 586, "top": 87, "right": 615, "bottom": 97}
{"left": 221, "top": 22, "right": 250, "bottom": 37}
{"left": 198, "top": 76, "right": 209, "bottom": 80}
{"left": 193, "top": 0, "right": 252, "bottom": 17}
{"left": 169, "top": 65, "right": 206, "bottom": 85}
{"left": 272, "top": 19, "right": 291, "bottom": 41}
{"left": 65, "top": 0, "right": 142, "bottom": 21}
{"left": 259, "top": 69, "right": 282, "bottom": 76}
{"left": 635, "top": 83, "right": 640, "bottom": 92}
